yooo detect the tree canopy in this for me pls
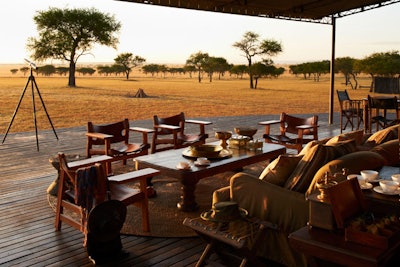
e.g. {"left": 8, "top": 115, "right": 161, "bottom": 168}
{"left": 186, "top": 51, "right": 209, "bottom": 83}
{"left": 233, "top": 31, "right": 282, "bottom": 89}
{"left": 27, "top": 7, "right": 121, "bottom": 87}
{"left": 114, "top": 52, "right": 146, "bottom": 80}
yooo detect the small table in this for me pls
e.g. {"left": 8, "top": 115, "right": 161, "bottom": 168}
{"left": 135, "top": 142, "right": 285, "bottom": 211}
{"left": 289, "top": 226, "right": 400, "bottom": 267}
{"left": 183, "top": 217, "right": 276, "bottom": 267}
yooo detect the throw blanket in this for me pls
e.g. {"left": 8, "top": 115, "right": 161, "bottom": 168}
{"left": 75, "top": 165, "right": 98, "bottom": 212}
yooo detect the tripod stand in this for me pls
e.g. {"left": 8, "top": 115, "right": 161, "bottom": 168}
{"left": 2, "top": 67, "right": 58, "bottom": 151}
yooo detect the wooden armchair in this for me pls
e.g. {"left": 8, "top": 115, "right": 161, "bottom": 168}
{"left": 337, "top": 90, "right": 363, "bottom": 133}
{"left": 86, "top": 118, "right": 153, "bottom": 174}
{"left": 368, "top": 95, "right": 400, "bottom": 132}
{"left": 258, "top": 112, "right": 319, "bottom": 153}
{"left": 55, "top": 153, "right": 160, "bottom": 244}
{"left": 151, "top": 112, "right": 212, "bottom": 154}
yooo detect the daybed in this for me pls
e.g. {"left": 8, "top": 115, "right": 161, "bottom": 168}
{"left": 212, "top": 124, "right": 400, "bottom": 267}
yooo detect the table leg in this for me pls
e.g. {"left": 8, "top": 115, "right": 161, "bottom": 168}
{"left": 177, "top": 178, "right": 200, "bottom": 211}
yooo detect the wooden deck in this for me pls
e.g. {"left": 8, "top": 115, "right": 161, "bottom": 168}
{"left": 0, "top": 114, "right": 342, "bottom": 266}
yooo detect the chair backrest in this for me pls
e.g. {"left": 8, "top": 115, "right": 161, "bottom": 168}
{"left": 87, "top": 119, "right": 129, "bottom": 145}
{"left": 337, "top": 90, "right": 350, "bottom": 103}
{"left": 58, "top": 153, "right": 108, "bottom": 207}
{"left": 281, "top": 112, "right": 318, "bottom": 135}
{"left": 153, "top": 112, "right": 185, "bottom": 135}
{"left": 368, "top": 95, "right": 398, "bottom": 110}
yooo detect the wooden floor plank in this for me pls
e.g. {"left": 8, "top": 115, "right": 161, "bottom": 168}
{"left": 0, "top": 114, "right": 342, "bottom": 266}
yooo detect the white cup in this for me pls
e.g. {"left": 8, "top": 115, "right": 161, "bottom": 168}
{"left": 379, "top": 180, "right": 399, "bottom": 193}
{"left": 197, "top": 157, "right": 208, "bottom": 164}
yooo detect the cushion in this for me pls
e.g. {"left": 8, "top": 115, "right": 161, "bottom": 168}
{"left": 364, "top": 124, "right": 399, "bottom": 146}
{"left": 326, "top": 129, "right": 364, "bottom": 146}
{"left": 326, "top": 139, "right": 358, "bottom": 158}
{"left": 284, "top": 144, "right": 332, "bottom": 193}
{"left": 299, "top": 139, "right": 325, "bottom": 155}
{"left": 259, "top": 154, "right": 304, "bottom": 186}
{"left": 307, "top": 151, "right": 386, "bottom": 195}
{"left": 370, "top": 140, "right": 400, "bottom": 166}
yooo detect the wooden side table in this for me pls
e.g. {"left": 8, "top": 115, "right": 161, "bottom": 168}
{"left": 183, "top": 217, "right": 278, "bottom": 267}
{"left": 289, "top": 226, "right": 400, "bottom": 267}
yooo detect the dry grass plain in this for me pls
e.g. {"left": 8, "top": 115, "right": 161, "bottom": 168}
{"left": 0, "top": 66, "right": 376, "bottom": 133}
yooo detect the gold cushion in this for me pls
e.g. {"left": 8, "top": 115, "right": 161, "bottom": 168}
{"left": 259, "top": 154, "right": 304, "bottom": 186}
{"left": 365, "top": 124, "right": 399, "bottom": 146}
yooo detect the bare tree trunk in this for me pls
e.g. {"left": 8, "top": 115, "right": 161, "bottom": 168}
{"left": 68, "top": 61, "right": 76, "bottom": 87}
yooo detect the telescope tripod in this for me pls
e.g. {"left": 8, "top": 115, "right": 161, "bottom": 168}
{"left": 2, "top": 68, "right": 58, "bottom": 151}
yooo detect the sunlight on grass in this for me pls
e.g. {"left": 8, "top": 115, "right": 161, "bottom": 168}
{"left": 0, "top": 75, "right": 377, "bottom": 133}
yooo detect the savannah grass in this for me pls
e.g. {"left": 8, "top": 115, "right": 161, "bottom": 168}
{"left": 0, "top": 72, "right": 374, "bottom": 133}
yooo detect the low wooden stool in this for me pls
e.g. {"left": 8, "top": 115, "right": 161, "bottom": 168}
{"left": 183, "top": 217, "right": 277, "bottom": 267}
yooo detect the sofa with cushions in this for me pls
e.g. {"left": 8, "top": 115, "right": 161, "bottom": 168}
{"left": 212, "top": 124, "right": 400, "bottom": 267}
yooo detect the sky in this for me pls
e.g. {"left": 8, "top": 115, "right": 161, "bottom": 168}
{"left": 1, "top": 0, "right": 399, "bottom": 66}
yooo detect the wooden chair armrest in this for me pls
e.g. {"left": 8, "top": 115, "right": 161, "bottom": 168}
{"left": 154, "top": 124, "right": 181, "bottom": 131}
{"left": 185, "top": 119, "right": 212, "bottom": 135}
{"left": 130, "top": 127, "right": 154, "bottom": 145}
{"left": 258, "top": 120, "right": 281, "bottom": 126}
{"left": 67, "top": 155, "right": 113, "bottom": 170}
{"left": 108, "top": 168, "right": 160, "bottom": 184}
{"left": 85, "top": 132, "right": 113, "bottom": 140}
{"left": 129, "top": 127, "right": 154, "bottom": 134}
{"left": 185, "top": 119, "right": 212, "bottom": 125}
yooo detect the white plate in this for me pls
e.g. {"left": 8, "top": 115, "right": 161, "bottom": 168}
{"left": 373, "top": 186, "right": 400, "bottom": 195}
{"left": 367, "top": 178, "right": 381, "bottom": 183}
{"left": 360, "top": 182, "right": 373, "bottom": 190}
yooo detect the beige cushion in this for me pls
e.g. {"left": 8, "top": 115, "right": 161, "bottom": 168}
{"left": 285, "top": 144, "right": 331, "bottom": 193}
{"left": 370, "top": 140, "right": 399, "bottom": 166}
{"left": 308, "top": 151, "right": 386, "bottom": 195}
{"left": 364, "top": 124, "right": 399, "bottom": 146}
{"left": 259, "top": 154, "right": 304, "bottom": 186}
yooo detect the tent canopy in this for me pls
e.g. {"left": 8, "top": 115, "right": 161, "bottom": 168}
{"left": 118, "top": 0, "right": 399, "bottom": 24}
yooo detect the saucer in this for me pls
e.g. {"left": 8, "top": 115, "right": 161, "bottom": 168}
{"left": 360, "top": 182, "right": 373, "bottom": 190}
{"left": 176, "top": 162, "right": 191, "bottom": 170}
{"left": 194, "top": 160, "right": 210, "bottom": 166}
{"left": 373, "top": 186, "right": 400, "bottom": 195}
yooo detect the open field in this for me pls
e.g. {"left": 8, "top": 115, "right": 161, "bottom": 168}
{"left": 0, "top": 67, "right": 377, "bottom": 133}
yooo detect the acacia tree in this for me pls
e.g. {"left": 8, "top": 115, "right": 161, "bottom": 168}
{"left": 233, "top": 31, "right": 282, "bottom": 89}
{"left": 114, "top": 52, "right": 146, "bottom": 80}
{"left": 27, "top": 7, "right": 121, "bottom": 87}
{"left": 186, "top": 51, "right": 209, "bottom": 83}
{"left": 335, "top": 57, "right": 359, "bottom": 89}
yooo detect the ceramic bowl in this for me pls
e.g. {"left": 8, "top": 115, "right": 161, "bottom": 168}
{"left": 391, "top": 174, "right": 400, "bottom": 183}
{"left": 379, "top": 180, "right": 399, "bottom": 193}
{"left": 360, "top": 170, "right": 379, "bottom": 182}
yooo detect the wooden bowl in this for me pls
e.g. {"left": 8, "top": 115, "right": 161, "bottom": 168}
{"left": 189, "top": 145, "right": 223, "bottom": 158}
{"left": 234, "top": 127, "right": 257, "bottom": 137}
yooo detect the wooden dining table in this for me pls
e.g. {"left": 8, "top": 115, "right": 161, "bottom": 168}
{"left": 134, "top": 142, "right": 286, "bottom": 211}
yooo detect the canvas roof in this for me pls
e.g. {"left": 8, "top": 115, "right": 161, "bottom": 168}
{"left": 118, "top": 0, "right": 400, "bottom": 24}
